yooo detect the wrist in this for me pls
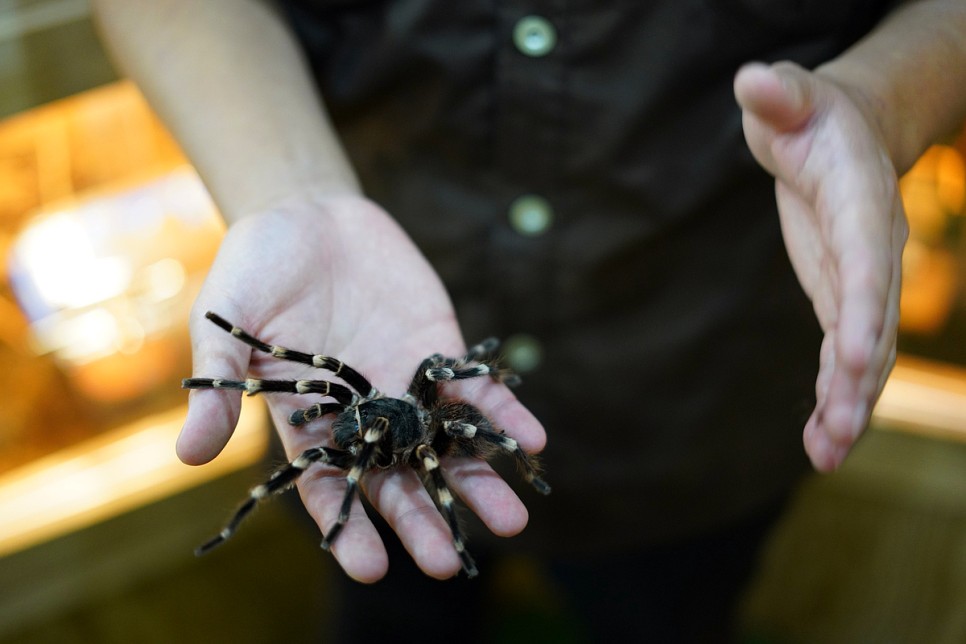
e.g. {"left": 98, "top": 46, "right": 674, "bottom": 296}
{"left": 224, "top": 181, "right": 368, "bottom": 227}
{"left": 813, "top": 1, "right": 966, "bottom": 175}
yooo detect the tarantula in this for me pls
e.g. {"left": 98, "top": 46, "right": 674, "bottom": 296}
{"left": 182, "top": 311, "right": 550, "bottom": 578}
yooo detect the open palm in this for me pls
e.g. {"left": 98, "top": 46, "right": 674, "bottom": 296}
{"left": 735, "top": 62, "right": 907, "bottom": 471}
{"left": 178, "top": 194, "right": 546, "bottom": 581}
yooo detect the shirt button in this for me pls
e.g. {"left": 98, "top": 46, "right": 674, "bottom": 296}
{"left": 513, "top": 15, "right": 557, "bottom": 57}
{"left": 508, "top": 194, "right": 554, "bottom": 236}
{"left": 503, "top": 334, "right": 543, "bottom": 373}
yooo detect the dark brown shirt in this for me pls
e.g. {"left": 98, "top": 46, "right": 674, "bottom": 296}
{"left": 276, "top": 0, "right": 899, "bottom": 550}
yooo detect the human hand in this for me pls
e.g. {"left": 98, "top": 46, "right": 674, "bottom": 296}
{"left": 734, "top": 61, "right": 908, "bottom": 472}
{"left": 178, "top": 193, "right": 546, "bottom": 581}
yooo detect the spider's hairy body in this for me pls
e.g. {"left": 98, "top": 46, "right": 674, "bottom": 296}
{"left": 332, "top": 397, "right": 423, "bottom": 467}
{"left": 183, "top": 311, "right": 549, "bottom": 578}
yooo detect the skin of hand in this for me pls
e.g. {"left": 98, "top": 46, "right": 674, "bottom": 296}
{"left": 178, "top": 193, "right": 547, "bottom": 582}
{"left": 734, "top": 62, "right": 908, "bottom": 472}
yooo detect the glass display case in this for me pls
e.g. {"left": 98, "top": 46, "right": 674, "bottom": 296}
{"left": 0, "top": 82, "right": 268, "bottom": 559}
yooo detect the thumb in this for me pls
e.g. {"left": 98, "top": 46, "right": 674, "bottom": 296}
{"left": 734, "top": 61, "right": 818, "bottom": 133}
{"left": 177, "top": 302, "right": 251, "bottom": 465}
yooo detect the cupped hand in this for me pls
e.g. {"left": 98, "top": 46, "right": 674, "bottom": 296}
{"left": 178, "top": 193, "right": 546, "bottom": 581}
{"left": 734, "top": 61, "right": 908, "bottom": 472}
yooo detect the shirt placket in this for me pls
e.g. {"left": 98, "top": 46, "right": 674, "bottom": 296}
{"left": 492, "top": 3, "right": 566, "bottom": 374}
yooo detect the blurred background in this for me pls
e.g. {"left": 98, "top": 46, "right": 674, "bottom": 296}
{"left": 0, "top": 1, "right": 964, "bottom": 642}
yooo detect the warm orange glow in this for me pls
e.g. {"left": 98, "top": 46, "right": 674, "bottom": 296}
{"left": 7, "top": 167, "right": 225, "bottom": 402}
{"left": 900, "top": 241, "right": 958, "bottom": 334}
{"left": 898, "top": 145, "right": 966, "bottom": 334}
{"left": 874, "top": 355, "right": 966, "bottom": 443}
{"left": 900, "top": 144, "right": 966, "bottom": 241}
{"left": 0, "top": 398, "right": 268, "bottom": 558}
{"left": 10, "top": 167, "right": 223, "bottom": 360}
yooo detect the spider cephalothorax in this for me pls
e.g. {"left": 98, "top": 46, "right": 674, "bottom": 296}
{"left": 182, "top": 311, "right": 550, "bottom": 577}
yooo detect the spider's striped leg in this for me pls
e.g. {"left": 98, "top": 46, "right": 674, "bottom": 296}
{"left": 289, "top": 402, "right": 345, "bottom": 426}
{"left": 196, "top": 445, "right": 352, "bottom": 556}
{"left": 425, "top": 362, "right": 499, "bottom": 381}
{"left": 203, "top": 311, "right": 376, "bottom": 396}
{"left": 424, "top": 352, "right": 521, "bottom": 387}
{"left": 406, "top": 339, "right": 520, "bottom": 408}
{"left": 458, "top": 338, "right": 522, "bottom": 386}
{"left": 444, "top": 420, "right": 551, "bottom": 495}
{"left": 458, "top": 337, "right": 500, "bottom": 364}
{"left": 182, "top": 377, "right": 356, "bottom": 404}
{"left": 320, "top": 416, "right": 388, "bottom": 551}
{"left": 415, "top": 444, "right": 478, "bottom": 578}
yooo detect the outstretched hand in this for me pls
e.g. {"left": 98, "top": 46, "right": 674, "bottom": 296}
{"left": 178, "top": 194, "right": 546, "bottom": 581}
{"left": 735, "top": 62, "right": 908, "bottom": 472}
